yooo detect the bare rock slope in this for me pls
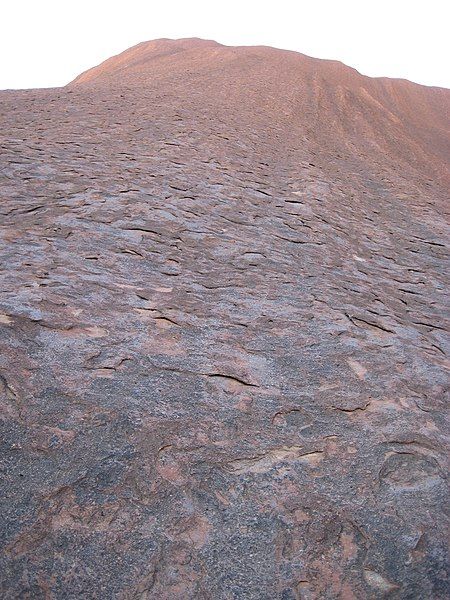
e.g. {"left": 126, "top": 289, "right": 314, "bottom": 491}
{"left": 1, "top": 38, "right": 449, "bottom": 598}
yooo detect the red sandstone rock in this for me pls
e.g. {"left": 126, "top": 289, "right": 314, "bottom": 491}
{"left": 0, "top": 38, "right": 449, "bottom": 599}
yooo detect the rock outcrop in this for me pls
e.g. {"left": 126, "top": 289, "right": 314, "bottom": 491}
{"left": 0, "top": 38, "right": 449, "bottom": 598}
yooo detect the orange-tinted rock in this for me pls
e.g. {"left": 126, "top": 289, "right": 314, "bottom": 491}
{"left": 0, "top": 38, "right": 449, "bottom": 598}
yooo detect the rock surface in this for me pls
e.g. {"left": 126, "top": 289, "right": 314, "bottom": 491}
{"left": 0, "top": 38, "right": 449, "bottom": 598}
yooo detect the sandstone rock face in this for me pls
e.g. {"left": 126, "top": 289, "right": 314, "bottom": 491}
{"left": 0, "top": 39, "right": 449, "bottom": 599}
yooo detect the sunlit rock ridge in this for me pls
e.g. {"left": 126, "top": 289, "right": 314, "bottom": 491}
{"left": 0, "top": 38, "right": 449, "bottom": 599}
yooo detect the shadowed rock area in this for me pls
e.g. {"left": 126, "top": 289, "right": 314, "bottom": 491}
{"left": 0, "top": 38, "right": 449, "bottom": 598}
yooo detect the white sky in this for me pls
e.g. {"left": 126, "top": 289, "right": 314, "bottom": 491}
{"left": 1, "top": 0, "right": 449, "bottom": 90}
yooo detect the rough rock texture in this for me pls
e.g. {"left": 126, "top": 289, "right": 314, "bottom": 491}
{"left": 0, "top": 38, "right": 449, "bottom": 599}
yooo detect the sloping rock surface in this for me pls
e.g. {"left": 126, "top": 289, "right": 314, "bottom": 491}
{"left": 0, "top": 39, "right": 449, "bottom": 599}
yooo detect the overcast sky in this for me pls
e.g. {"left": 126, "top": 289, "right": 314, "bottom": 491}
{"left": 1, "top": 0, "right": 449, "bottom": 90}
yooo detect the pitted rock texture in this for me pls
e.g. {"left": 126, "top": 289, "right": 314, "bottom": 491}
{"left": 0, "top": 39, "right": 449, "bottom": 599}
